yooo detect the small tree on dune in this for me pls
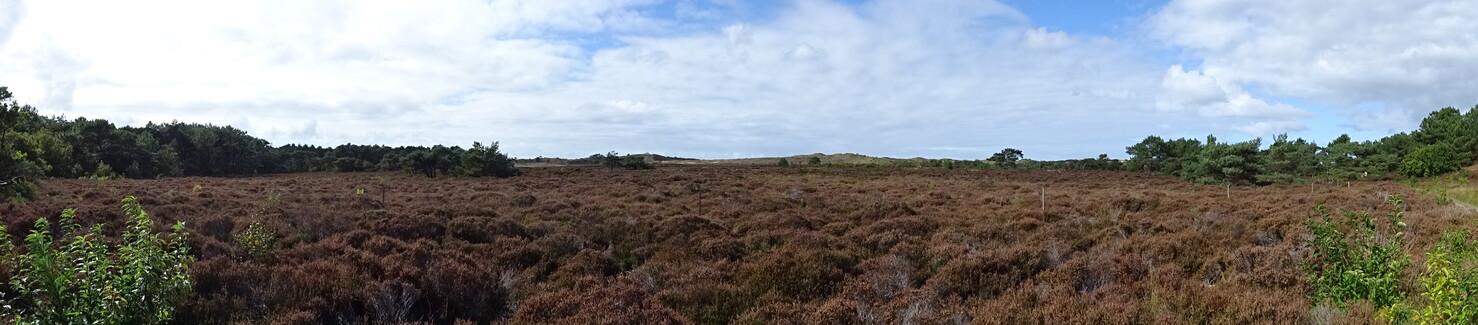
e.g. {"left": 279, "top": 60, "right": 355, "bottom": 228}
{"left": 988, "top": 148, "right": 1023, "bottom": 169}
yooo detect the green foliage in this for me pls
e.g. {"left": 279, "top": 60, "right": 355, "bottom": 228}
{"left": 601, "top": 151, "right": 623, "bottom": 168}
{"left": 92, "top": 161, "right": 117, "bottom": 180}
{"left": 1258, "top": 134, "right": 1321, "bottom": 184}
{"left": 461, "top": 141, "right": 520, "bottom": 178}
{"left": 1184, "top": 135, "right": 1262, "bottom": 185}
{"left": 1321, "top": 134, "right": 1369, "bottom": 181}
{"left": 777, "top": 158, "right": 790, "bottom": 167}
{"left": 1414, "top": 230, "right": 1478, "bottom": 324}
{"left": 332, "top": 157, "right": 369, "bottom": 172}
{"left": 1401, "top": 143, "right": 1461, "bottom": 178}
{"left": 1125, "top": 135, "right": 1202, "bottom": 176}
{"left": 598, "top": 151, "right": 652, "bottom": 170}
{"left": 808, "top": 156, "right": 821, "bottom": 165}
{"left": 622, "top": 155, "right": 652, "bottom": 170}
{"left": 1413, "top": 106, "right": 1478, "bottom": 164}
{"left": 1301, "top": 196, "right": 1410, "bottom": 310}
{"left": 987, "top": 148, "right": 1023, "bottom": 169}
{"left": 401, "top": 145, "right": 461, "bottom": 178}
{"left": 233, "top": 219, "right": 278, "bottom": 263}
{"left": 0, "top": 147, "right": 42, "bottom": 199}
{"left": 0, "top": 196, "right": 194, "bottom": 324}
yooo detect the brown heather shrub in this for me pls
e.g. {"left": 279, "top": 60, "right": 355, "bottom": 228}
{"left": 448, "top": 216, "right": 529, "bottom": 243}
{"left": 513, "top": 277, "right": 691, "bottom": 325}
{"left": 656, "top": 282, "right": 750, "bottom": 325}
{"left": 548, "top": 249, "right": 622, "bottom": 287}
{"left": 802, "top": 298, "right": 865, "bottom": 325}
{"left": 925, "top": 247, "right": 1042, "bottom": 299}
{"left": 424, "top": 259, "right": 510, "bottom": 323}
{"left": 1, "top": 167, "right": 1442, "bottom": 323}
{"left": 370, "top": 214, "right": 447, "bottom": 241}
{"left": 737, "top": 244, "right": 857, "bottom": 301}
{"left": 731, "top": 300, "right": 806, "bottom": 325}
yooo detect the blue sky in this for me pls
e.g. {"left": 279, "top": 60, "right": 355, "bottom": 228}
{"left": 1, "top": 0, "right": 1475, "bottom": 160}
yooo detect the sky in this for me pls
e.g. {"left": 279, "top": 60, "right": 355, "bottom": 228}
{"left": 0, "top": 0, "right": 1474, "bottom": 160}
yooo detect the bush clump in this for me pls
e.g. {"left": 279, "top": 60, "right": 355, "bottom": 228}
{"left": 1414, "top": 230, "right": 1478, "bottom": 324}
{"left": 1301, "top": 196, "right": 1409, "bottom": 311}
{"left": 462, "top": 141, "right": 521, "bottom": 178}
{"left": 1401, "top": 143, "right": 1461, "bottom": 178}
{"left": 0, "top": 196, "right": 194, "bottom": 325}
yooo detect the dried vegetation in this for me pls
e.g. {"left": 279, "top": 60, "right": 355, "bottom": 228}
{"left": 0, "top": 166, "right": 1457, "bottom": 324}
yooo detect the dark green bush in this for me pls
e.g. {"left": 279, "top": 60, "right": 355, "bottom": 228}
{"left": 623, "top": 155, "right": 653, "bottom": 170}
{"left": 461, "top": 141, "right": 520, "bottom": 177}
{"left": 1401, "top": 143, "right": 1461, "bottom": 178}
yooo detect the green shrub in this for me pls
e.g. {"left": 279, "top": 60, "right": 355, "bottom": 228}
{"left": 0, "top": 196, "right": 194, "bottom": 324}
{"left": 1401, "top": 143, "right": 1461, "bottom": 178}
{"left": 0, "top": 148, "right": 42, "bottom": 200}
{"left": 1415, "top": 230, "right": 1478, "bottom": 324}
{"left": 808, "top": 157, "right": 821, "bottom": 165}
{"left": 623, "top": 155, "right": 652, "bottom": 170}
{"left": 777, "top": 158, "right": 790, "bottom": 167}
{"left": 1301, "top": 196, "right": 1410, "bottom": 310}
{"left": 234, "top": 219, "right": 278, "bottom": 263}
{"left": 461, "top": 141, "right": 520, "bottom": 178}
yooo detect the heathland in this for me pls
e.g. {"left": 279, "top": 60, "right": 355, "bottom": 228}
{"left": 3, "top": 166, "right": 1467, "bottom": 324}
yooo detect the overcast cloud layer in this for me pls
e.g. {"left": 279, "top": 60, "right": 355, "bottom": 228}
{"left": 1, "top": 0, "right": 1474, "bottom": 159}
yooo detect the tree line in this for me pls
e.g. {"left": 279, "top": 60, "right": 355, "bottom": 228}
{"left": 5, "top": 83, "right": 1477, "bottom": 198}
{"left": 1123, "top": 106, "right": 1477, "bottom": 185}
{"left": 965, "top": 104, "right": 1476, "bottom": 186}
{"left": 0, "top": 87, "right": 518, "bottom": 199}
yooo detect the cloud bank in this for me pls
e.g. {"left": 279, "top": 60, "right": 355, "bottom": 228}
{"left": 0, "top": 0, "right": 1473, "bottom": 159}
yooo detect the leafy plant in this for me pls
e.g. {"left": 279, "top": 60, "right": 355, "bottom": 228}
{"left": 1401, "top": 143, "right": 1461, "bottom": 178}
{"left": 1414, "top": 230, "right": 1478, "bottom": 324}
{"left": 1301, "top": 196, "right": 1410, "bottom": 311}
{"left": 234, "top": 219, "right": 278, "bottom": 263}
{"left": 777, "top": 158, "right": 790, "bottom": 167}
{"left": 0, "top": 196, "right": 194, "bottom": 324}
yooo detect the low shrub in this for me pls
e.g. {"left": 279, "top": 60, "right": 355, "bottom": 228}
{"left": 0, "top": 196, "right": 194, "bottom": 325}
{"left": 1301, "top": 196, "right": 1410, "bottom": 311}
{"left": 234, "top": 219, "right": 278, "bottom": 263}
{"left": 1414, "top": 230, "right": 1478, "bottom": 324}
{"left": 513, "top": 277, "right": 689, "bottom": 325}
{"left": 737, "top": 245, "right": 856, "bottom": 301}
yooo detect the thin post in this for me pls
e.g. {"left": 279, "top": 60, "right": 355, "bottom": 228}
{"left": 1040, "top": 187, "right": 1046, "bottom": 215}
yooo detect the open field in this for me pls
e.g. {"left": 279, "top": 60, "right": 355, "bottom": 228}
{"left": 0, "top": 166, "right": 1468, "bottom": 324}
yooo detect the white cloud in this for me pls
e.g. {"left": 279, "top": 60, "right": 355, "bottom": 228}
{"left": 1234, "top": 120, "right": 1307, "bottom": 137}
{"left": 0, "top": 0, "right": 21, "bottom": 48}
{"left": 1022, "top": 27, "right": 1073, "bottom": 50}
{"left": 1150, "top": 0, "right": 1478, "bottom": 131}
{"left": 1156, "top": 65, "right": 1309, "bottom": 135}
{"left": 0, "top": 0, "right": 1288, "bottom": 159}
